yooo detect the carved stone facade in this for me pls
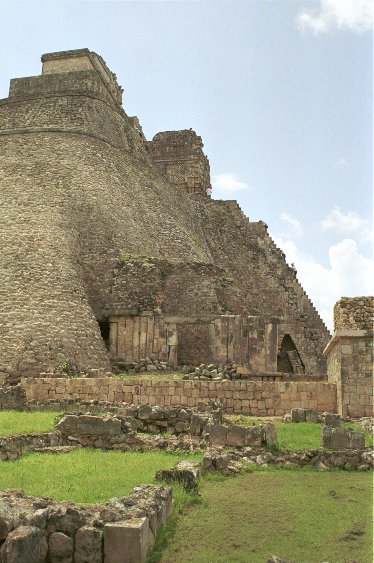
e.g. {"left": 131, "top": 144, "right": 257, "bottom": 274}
{"left": 0, "top": 49, "right": 330, "bottom": 377}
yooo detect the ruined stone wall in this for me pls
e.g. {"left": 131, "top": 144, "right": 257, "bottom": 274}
{"left": 0, "top": 51, "right": 215, "bottom": 376}
{"left": 21, "top": 377, "right": 337, "bottom": 416}
{"left": 192, "top": 199, "right": 330, "bottom": 374}
{"left": 0, "top": 487, "right": 172, "bottom": 563}
{"left": 0, "top": 49, "right": 332, "bottom": 378}
{"left": 334, "top": 296, "right": 373, "bottom": 331}
{"left": 324, "top": 297, "right": 373, "bottom": 417}
{"left": 108, "top": 257, "right": 220, "bottom": 317}
{"left": 149, "top": 130, "right": 211, "bottom": 196}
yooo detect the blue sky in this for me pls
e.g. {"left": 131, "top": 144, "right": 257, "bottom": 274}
{"left": 0, "top": 0, "right": 372, "bottom": 329}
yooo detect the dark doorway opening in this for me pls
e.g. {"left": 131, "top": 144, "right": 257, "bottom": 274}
{"left": 98, "top": 319, "right": 110, "bottom": 350}
{"left": 277, "top": 334, "right": 305, "bottom": 374}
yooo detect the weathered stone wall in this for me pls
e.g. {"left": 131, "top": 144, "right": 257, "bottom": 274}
{"left": 334, "top": 296, "right": 373, "bottom": 331}
{"left": 0, "top": 384, "right": 26, "bottom": 410}
{"left": 0, "top": 486, "right": 172, "bottom": 563}
{"left": 192, "top": 199, "right": 331, "bottom": 374}
{"left": 0, "top": 49, "right": 331, "bottom": 378}
{"left": 149, "top": 130, "right": 211, "bottom": 197}
{"left": 21, "top": 377, "right": 337, "bottom": 416}
{"left": 108, "top": 313, "right": 279, "bottom": 372}
{"left": 0, "top": 50, "right": 214, "bottom": 377}
{"left": 324, "top": 297, "right": 373, "bottom": 418}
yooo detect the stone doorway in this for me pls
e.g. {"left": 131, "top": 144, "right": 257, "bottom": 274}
{"left": 98, "top": 319, "right": 110, "bottom": 350}
{"left": 277, "top": 334, "right": 305, "bottom": 374}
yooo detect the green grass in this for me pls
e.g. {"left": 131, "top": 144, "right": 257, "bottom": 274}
{"left": 225, "top": 415, "right": 373, "bottom": 449}
{"left": 0, "top": 410, "right": 62, "bottom": 436}
{"left": 156, "top": 468, "right": 373, "bottom": 563}
{"left": 0, "top": 448, "right": 203, "bottom": 503}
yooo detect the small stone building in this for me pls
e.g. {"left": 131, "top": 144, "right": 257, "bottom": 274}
{"left": 0, "top": 49, "right": 331, "bottom": 377}
{"left": 323, "top": 297, "right": 373, "bottom": 417}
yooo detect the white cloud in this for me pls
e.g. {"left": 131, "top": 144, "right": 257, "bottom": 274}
{"left": 272, "top": 235, "right": 374, "bottom": 331}
{"left": 212, "top": 174, "right": 248, "bottom": 192}
{"left": 321, "top": 207, "right": 372, "bottom": 241}
{"left": 297, "top": 0, "right": 373, "bottom": 34}
{"left": 212, "top": 174, "right": 249, "bottom": 195}
{"left": 280, "top": 212, "right": 304, "bottom": 236}
{"left": 334, "top": 158, "right": 351, "bottom": 168}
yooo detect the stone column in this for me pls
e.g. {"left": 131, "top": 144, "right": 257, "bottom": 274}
{"left": 264, "top": 321, "right": 278, "bottom": 373}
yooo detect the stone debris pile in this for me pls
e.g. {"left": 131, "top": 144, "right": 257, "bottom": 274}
{"left": 112, "top": 357, "right": 170, "bottom": 374}
{"left": 55, "top": 401, "right": 222, "bottom": 443}
{"left": 183, "top": 362, "right": 244, "bottom": 381}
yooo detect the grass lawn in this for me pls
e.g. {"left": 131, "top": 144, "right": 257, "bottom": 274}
{"left": 0, "top": 449, "right": 202, "bottom": 503}
{"left": 225, "top": 415, "right": 373, "bottom": 449}
{"left": 0, "top": 410, "right": 62, "bottom": 436}
{"left": 156, "top": 468, "right": 373, "bottom": 563}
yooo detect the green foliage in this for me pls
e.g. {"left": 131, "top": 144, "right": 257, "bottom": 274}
{"left": 158, "top": 469, "right": 373, "bottom": 563}
{"left": 115, "top": 253, "right": 157, "bottom": 270}
{"left": 59, "top": 361, "right": 71, "bottom": 374}
{"left": 0, "top": 449, "right": 203, "bottom": 503}
{"left": 0, "top": 410, "right": 62, "bottom": 436}
{"left": 216, "top": 275, "right": 234, "bottom": 288}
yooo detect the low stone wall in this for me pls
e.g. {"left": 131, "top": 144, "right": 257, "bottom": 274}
{"left": 21, "top": 378, "right": 337, "bottom": 416}
{"left": 321, "top": 425, "right": 365, "bottom": 450}
{"left": 0, "top": 384, "right": 26, "bottom": 410}
{"left": 0, "top": 432, "right": 64, "bottom": 461}
{"left": 203, "top": 447, "right": 374, "bottom": 472}
{"left": 0, "top": 485, "right": 172, "bottom": 563}
{"left": 208, "top": 422, "right": 276, "bottom": 448}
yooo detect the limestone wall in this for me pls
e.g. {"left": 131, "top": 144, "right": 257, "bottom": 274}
{"left": 334, "top": 296, "right": 373, "bottom": 331}
{"left": 0, "top": 49, "right": 332, "bottom": 378}
{"left": 0, "top": 52, "right": 214, "bottom": 376}
{"left": 0, "top": 487, "right": 172, "bottom": 563}
{"left": 149, "top": 130, "right": 211, "bottom": 197}
{"left": 324, "top": 297, "right": 373, "bottom": 417}
{"left": 192, "top": 199, "right": 331, "bottom": 374}
{"left": 21, "top": 377, "right": 337, "bottom": 416}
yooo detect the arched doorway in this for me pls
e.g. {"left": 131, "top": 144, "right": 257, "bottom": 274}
{"left": 277, "top": 334, "right": 305, "bottom": 374}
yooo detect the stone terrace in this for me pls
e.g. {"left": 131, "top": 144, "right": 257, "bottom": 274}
{"left": 22, "top": 377, "right": 337, "bottom": 416}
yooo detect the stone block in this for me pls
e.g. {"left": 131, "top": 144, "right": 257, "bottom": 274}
{"left": 349, "top": 431, "right": 365, "bottom": 449}
{"left": 304, "top": 409, "right": 318, "bottom": 423}
{"left": 291, "top": 408, "right": 306, "bottom": 422}
{"left": 155, "top": 461, "right": 201, "bottom": 492}
{"left": 322, "top": 412, "right": 341, "bottom": 426}
{"left": 137, "top": 405, "right": 152, "bottom": 420}
{"left": 321, "top": 425, "right": 365, "bottom": 450}
{"left": 208, "top": 425, "right": 228, "bottom": 446}
{"left": 48, "top": 531, "right": 73, "bottom": 562}
{"left": 75, "top": 526, "right": 103, "bottom": 563}
{"left": 104, "top": 518, "right": 149, "bottom": 563}
{"left": 226, "top": 425, "right": 247, "bottom": 447}
{"left": 190, "top": 414, "right": 203, "bottom": 436}
{"left": 245, "top": 425, "right": 264, "bottom": 447}
{"left": 0, "top": 526, "right": 47, "bottom": 563}
{"left": 263, "top": 422, "right": 277, "bottom": 446}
